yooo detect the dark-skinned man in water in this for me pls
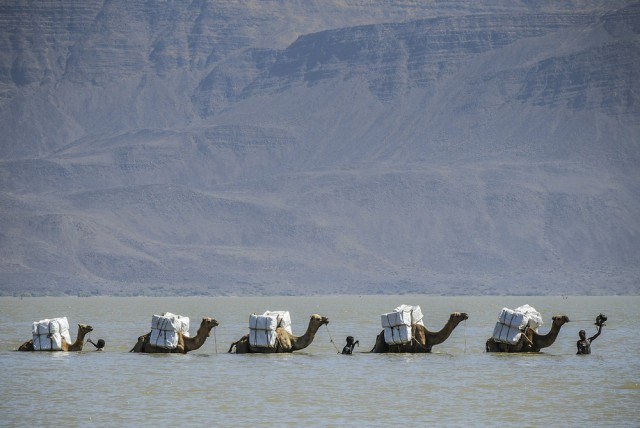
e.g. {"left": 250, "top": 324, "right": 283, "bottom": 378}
{"left": 342, "top": 336, "right": 359, "bottom": 354}
{"left": 577, "top": 314, "right": 606, "bottom": 355}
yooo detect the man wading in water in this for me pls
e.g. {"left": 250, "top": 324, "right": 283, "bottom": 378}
{"left": 342, "top": 336, "right": 359, "bottom": 354}
{"left": 87, "top": 338, "right": 105, "bottom": 351}
{"left": 577, "top": 314, "right": 606, "bottom": 355}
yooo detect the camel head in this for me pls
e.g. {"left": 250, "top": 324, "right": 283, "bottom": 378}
{"left": 200, "top": 317, "right": 219, "bottom": 336}
{"left": 78, "top": 324, "right": 93, "bottom": 334}
{"left": 309, "top": 314, "right": 329, "bottom": 327}
{"left": 551, "top": 315, "right": 570, "bottom": 325}
{"left": 451, "top": 312, "right": 469, "bottom": 323}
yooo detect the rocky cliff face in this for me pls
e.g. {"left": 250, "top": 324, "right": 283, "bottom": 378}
{"left": 0, "top": 1, "right": 638, "bottom": 295}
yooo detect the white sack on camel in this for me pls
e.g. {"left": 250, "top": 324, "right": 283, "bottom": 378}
{"left": 149, "top": 312, "right": 190, "bottom": 349}
{"left": 496, "top": 305, "right": 542, "bottom": 330}
{"left": 249, "top": 313, "right": 278, "bottom": 331}
{"left": 384, "top": 325, "right": 412, "bottom": 345}
{"left": 249, "top": 313, "right": 279, "bottom": 348}
{"left": 491, "top": 322, "right": 523, "bottom": 345}
{"left": 151, "top": 312, "right": 190, "bottom": 335}
{"left": 491, "top": 304, "right": 543, "bottom": 344}
{"left": 32, "top": 317, "right": 72, "bottom": 351}
{"left": 394, "top": 304, "right": 424, "bottom": 326}
{"left": 249, "top": 328, "right": 277, "bottom": 348}
{"left": 514, "top": 304, "right": 543, "bottom": 329}
{"left": 497, "top": 308, "right": 529, "bottom": 329}
{"left": 381, "top": 304, "right": 424, "bottom": 328}
{"left": 263, "top": 310, "right": 292, "bottom": 333}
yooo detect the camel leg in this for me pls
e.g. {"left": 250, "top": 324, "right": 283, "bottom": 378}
{"left": 130, "top": 335, "right": 148, "bottom": 353}
{"left": 486, "top": 338, "right": 497, "bottom": 352}
{"left": 370, "top": 331, "right": 388, "bottom": 353}
{"left": 486, "top": 338, "right": 508, "bottom": 352}
{"left": 229, "top": 336, "right": 250, "bottom": 354}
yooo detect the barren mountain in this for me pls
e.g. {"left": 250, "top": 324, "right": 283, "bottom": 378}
{"left": 0, "top": 1, "right": 638, "bottom": 295}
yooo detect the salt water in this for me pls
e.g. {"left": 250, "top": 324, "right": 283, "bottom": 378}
{"left": 0, "top": 295, "right": 638, "bottom": 427}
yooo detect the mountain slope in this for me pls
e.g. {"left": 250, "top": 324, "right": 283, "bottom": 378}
{"left": 0, "top": 1, "right": 638, "bottom": 295}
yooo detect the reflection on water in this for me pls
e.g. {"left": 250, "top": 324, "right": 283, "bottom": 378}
{"left": 619, "top": 381, "right": 640, "bottom": 390}
{"left": 0, "top": 295, "right": 638, "bottom": 426}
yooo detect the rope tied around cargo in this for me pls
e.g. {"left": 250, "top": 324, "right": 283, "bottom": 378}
{"left": 409, "top": 336, "right": 429, "bottom": 352}
{"left": 324, "top": 324, "right": 341, "bottom": 353}
{"left": 48, "top": 322, "right": 54, "bottom": 352}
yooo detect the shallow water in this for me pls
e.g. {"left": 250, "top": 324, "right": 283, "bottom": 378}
{"left": 0, "top": 295, "right": 638, "bottom": 427}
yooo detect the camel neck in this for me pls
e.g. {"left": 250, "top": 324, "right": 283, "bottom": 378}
{"left": 67, "top": 328, "right": 88, "bottom": 351}
{"left": 184, "top": 324, "right": 210, "bottom": 350}
{"left": 426, "top": 317, "right": 463, "bottom": 346}
{"left": 532, "top": 321, "right": 563, "bottom": 350}
{"left": 291, "top": 323, "right": 321, "bottom": 351}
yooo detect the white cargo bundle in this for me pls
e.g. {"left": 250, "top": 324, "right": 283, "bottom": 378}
{"left": 491, "top": 322, "right": 523, "bottom": 345}
{"left": 149, "top": 312, "right": 190, "bottom": 349}
{"left": 249, "top": 313, "right": 279, "bottom": 331}
{"left": 263, "top": 310, "right": 293, "bottom": 333}
{"left": 381, "top": 304, "right": 423, "bottom": 345}
{"left": 491, "top": 304, "right": 543, "bottom": 344}
{"left": 497, "top": 308, "right": 529, "bottom": 329}
{"left": 249, "top": 313, "right": 279, "bottom": 348}
{"left": 381, "top": 304, "right": 424, "bottom": 328}
{"left": 514, "top": 304, "right": 543, "bottom": 329}
{"left": 151, "top": 312, "right": 190, "bottom": 335}
{"left": 384, "top": 324, "right": 412, "bottom": 345}
{"left": 396, "top": 304, "right": 424, "bottom": 326}
{"left": 381, "top": 310, "right": 412, "bottom": 328}
{"left": 32, "top": 317, "right": 72, "bottom": 351}
{"left": 248, "top": 310, "right": 293, "bottom": 348}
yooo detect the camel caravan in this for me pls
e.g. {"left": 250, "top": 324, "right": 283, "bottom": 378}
{"left": 16, "top": 303, "right": 589, "bottom": 355}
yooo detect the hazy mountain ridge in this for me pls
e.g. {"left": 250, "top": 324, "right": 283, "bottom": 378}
{"left": 242, "top": 13, "right": 599, "bottom": 98}
{"left": 0, "top": 1, "right": 638, "bottom": 295}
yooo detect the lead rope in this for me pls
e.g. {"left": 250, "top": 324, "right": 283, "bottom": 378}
{"left": 463, "top": 319, "right": 467, "bottom": 354}
{"left": 324, "top": 324, "right": 341, "bottom": 353}
{"left": 213, "top": 327, "right": 218, "bottom": 354}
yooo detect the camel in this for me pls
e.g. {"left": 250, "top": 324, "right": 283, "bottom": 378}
{"left": 486, "top": 315, "right": 570, "bottom": 353}
{"left": 228, "top": 314, "right": 329, "bottom": 354}
{"left": 18, "top": 324, "right": 94, "bottom": 352}
{"left": 370, "top": 312, "right": 469, "bottom": 353}
{"left": 129, "top": 317, "right": 218, "bottom": 354}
